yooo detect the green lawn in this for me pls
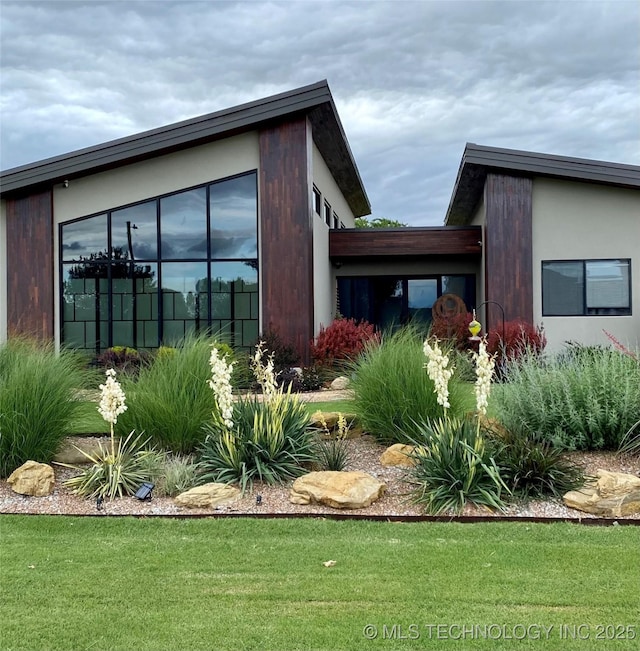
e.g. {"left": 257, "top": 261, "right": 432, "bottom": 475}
{"left": 1, "top": 517, "right": 638, "bottom": 651}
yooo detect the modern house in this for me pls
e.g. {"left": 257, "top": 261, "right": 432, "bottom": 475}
{"left": 1, "top": 81, "right": 638, "bottom": 361}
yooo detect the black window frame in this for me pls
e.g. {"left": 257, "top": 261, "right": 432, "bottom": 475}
{"left": 59, "top": 170, "right": 259, "bottom": 352}
{"left": 542, "top": 258, "right": 632, "bottom": 317}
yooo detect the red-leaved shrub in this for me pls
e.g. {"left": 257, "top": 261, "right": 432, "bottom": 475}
{"left": 310, "top": 318, "right": 378, "bottom": 365}
{"left": 487, "top": 320, "right": 546, "bottom": 362}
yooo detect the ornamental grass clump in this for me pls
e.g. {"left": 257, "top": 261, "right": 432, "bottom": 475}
{"left": 349, "top": 326, "right": 471, "bottom": 444}
{"left": 116, "top": 333, "right": 220, "bottom": 454}
{"left": 199, "top": 341, "right": 313, "bottom": 493}
{"left": 64, "top": 369, "right": 157, "bottom": 500}
{"left": 0, "top": 338, "right": 94, "bottom": 477}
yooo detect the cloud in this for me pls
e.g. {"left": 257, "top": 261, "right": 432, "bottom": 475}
{"left": 1, "top": 0, "right": 638, "bottom": 225}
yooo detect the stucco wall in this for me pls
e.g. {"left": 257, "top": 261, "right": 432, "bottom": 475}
{"left": 313, "top": 218, "right": 334, "bottom": 334}
{"left": 532, "top": 178, "right": 640, "bottom": 351}
{"left": 51, "top": 133, "right": 260, "bottom": 347}
{"left": 0, "top": 199, "right": 6, "bottom": 343}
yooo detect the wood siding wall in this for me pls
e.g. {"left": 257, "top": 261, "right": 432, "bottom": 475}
{"left": 259, "top": 118, "right": 314, "bottom": 363}
{"left": 484, "top": 173, "right": 533, "bottom": 330}
{"left": 6, "top": 191, "right": 55, "bottom": 340}
{"left": 330, "top": 227, "right": 482, "bottom": 259}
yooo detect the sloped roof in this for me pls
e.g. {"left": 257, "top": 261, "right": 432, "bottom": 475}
{"left": 445, "top": 143, "right": 640, "bottom": 225}
{"left": 0, "top": 80, "right": 370, "bottom": 216}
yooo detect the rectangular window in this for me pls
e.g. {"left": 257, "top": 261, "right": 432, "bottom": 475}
{"left": 332, "top": 211, "right": 339, "bottom": 229}
{"left": 324, "top": 201, "right": 332, "bottom": 227}
{"left": 313, "top": 186, "right": 321, "bottom": 215}
{"left": 542, "top": 259, "right": 631, "bottom": 316}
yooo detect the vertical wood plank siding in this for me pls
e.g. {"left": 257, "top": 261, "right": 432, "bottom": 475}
{"left": 259, "top": 118, "right": 314, "bottom": 363}
{"left": 484, "top": 173, "right": 533, "bottom": 330}
{"left": 6, "top": 191, "right": 55, "bottom": 339}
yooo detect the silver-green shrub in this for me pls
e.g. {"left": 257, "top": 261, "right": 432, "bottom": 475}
{"left": 495, "top": 346, "right": 640, "bottom": 450}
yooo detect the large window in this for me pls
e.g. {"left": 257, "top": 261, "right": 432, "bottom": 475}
{"left": 337, "top": 275, "right": 475, "bottom": 332}
{"left": 60, "top": 171, "right": 258, "bottom": 352}
{"left": 542, "top": 259, "right": 631, "bottom": 316}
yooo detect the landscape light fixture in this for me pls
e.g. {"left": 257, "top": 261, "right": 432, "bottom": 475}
{"left": 135, "top": 482, "right": 155, "bottom": 501}
{"left": 256, "top": 495, "right": 262, "bottom": 506}
{"left": 96, "top": 496, "right": 104, "bottom": 511}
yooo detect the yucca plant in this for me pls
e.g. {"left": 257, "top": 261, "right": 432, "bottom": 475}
{"left": 199, "top": 389, "right": 313, "bottom": 493}
{"left": 313, "top": 413, "right": 351, "bottom": 471}
{"left": 62, "top": 430, "right": 158, "bottom": 500}
{"left": 407, "top": 417, "right": 509, "bottom": 515}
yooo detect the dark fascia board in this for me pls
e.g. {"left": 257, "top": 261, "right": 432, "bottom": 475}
{"left": 0, "top": 80, "right": 371, "bottom": 216}
{"left": 445, "top": 143, "right": 640, "bottom": 225}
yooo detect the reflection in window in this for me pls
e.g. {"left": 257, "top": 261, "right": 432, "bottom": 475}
{"left": 61, "top": 214, "right": 108, "bottom": 261}
{"left": 542, "top": 259, "right": 631, "bottom": 316}
{"left": 210, "top": 173, "right": 257, "bottom": 259}
{"left": 111, "top": 201, "right": 158, "bottom": 260}
{"left": 161, "top": 187, "right": 207, "bottom": 259}
{"left": 60, "top": 171, "right": 259, "bottom": 352}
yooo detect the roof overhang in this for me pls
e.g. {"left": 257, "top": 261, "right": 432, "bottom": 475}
{"left": 329, "top": 226, "right": 482, "bottom": 262}
{"left": 445, "top": 143, "right": 640, "bottom": 225}
{"left": 0, "top": 80, "right": 371, "bottom": 217}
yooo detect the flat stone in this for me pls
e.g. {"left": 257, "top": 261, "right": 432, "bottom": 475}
{"left": 309, "top": 412, "right": 362, "bottom": 438}
{"left": 174, "top": 483, "right": 241, "bottom": 509}
{"left": 7, "top": 461, "right": 56, "bottom": 496}
{"left": 563, "top": 469, "right": 640, "bottom": 517}
{"left": 380, "top": 444, "right": 417, "bottom": 467}
{"left": 290, "top": 471, "right": 386, "bottom": 509}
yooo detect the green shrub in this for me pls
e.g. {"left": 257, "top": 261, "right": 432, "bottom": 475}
{"left": 349, "top": 326, "right": 472, "bottom": 444}
{"left": 141, "top": 452, "right": 202, "bottom": 497}
{"left": 63, "top": 431, "right": 157, "bottom": 500}
{"left": 313, "top": 413, "right": 351, "bottom": 471}
{"left": 0, "top": 339, "right": 95, "bottom": 477}
{"left": 495, "top": 346, "right": 640, "bottom": 450}
{"left": 491, "top": 428, "right": 586, "bottom": 500}
{"left": 198, "top": 390, "right": 313, "bottom": 493}
{"left": 116, "top": 333, "right": 221, "bottom": 454}
{"left": 407, "top": 416, "right": 508, "bottom": 514}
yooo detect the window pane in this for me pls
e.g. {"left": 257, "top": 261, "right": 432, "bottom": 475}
{"left": 210, "top": 173, "right": 257, "bottom": 259}
{"left": 112, "top": 263, "right": 158, "bottom": 349}
{"left": 61, "top": 264, "right": 108, "bottom": 351}
{"left": 586, "top": 260, "right": 630, "bottom": 309}
{"left": 542, "top": 262, "right": 584, "bottom": 315}
{"left": 161, "top": 262, "right": 208, "bottom": 343}
{"left": 111, "top": 201, "right": 157, "bottom": 260}
{"left": 211, "top": 261, "right": 258, "bottom": 348}
{"left": 408, "top": 279, "right": 437, "bottom": 325}
{"left": 161, "top": 187, "right": 207, "bottom": 259}
{"left": 61, "top": 215, "right": 107, "bottom": 261}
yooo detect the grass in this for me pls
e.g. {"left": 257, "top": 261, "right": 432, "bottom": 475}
{"left": 304, "top": 399, "right": 355, "bottom": 415}
{"left": 1, "top": 517, "right": 638, "bottom": 651}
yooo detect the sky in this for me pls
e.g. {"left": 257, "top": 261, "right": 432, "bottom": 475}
{"left": 1, "top": 0, "right": 639, "bottom": 226}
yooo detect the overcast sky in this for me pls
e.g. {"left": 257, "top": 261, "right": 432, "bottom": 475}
{"left": 1, "top": 0, "right": 638, "bottom": 225}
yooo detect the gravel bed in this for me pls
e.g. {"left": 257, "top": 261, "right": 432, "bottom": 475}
{"left": 2, "top": 433, "right": 638, "bottom": 521}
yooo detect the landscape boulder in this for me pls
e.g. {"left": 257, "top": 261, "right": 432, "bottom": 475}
{"left": 563, "top": 470, "right": 640, "bottom": 517}
{"left": 7, "top": 461, "right": 56, "bottom": 496}
{"left": 290, "top": 471, "right": 386, "bottom": 509}
{"left": 330, "top": 376, "right": 350, "bottom": 391}
{"left": 379, "top": 443, "right": 417, "bottom": 467}
{"left": 175, "top": 483, "right": 241, "bottom": 509}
